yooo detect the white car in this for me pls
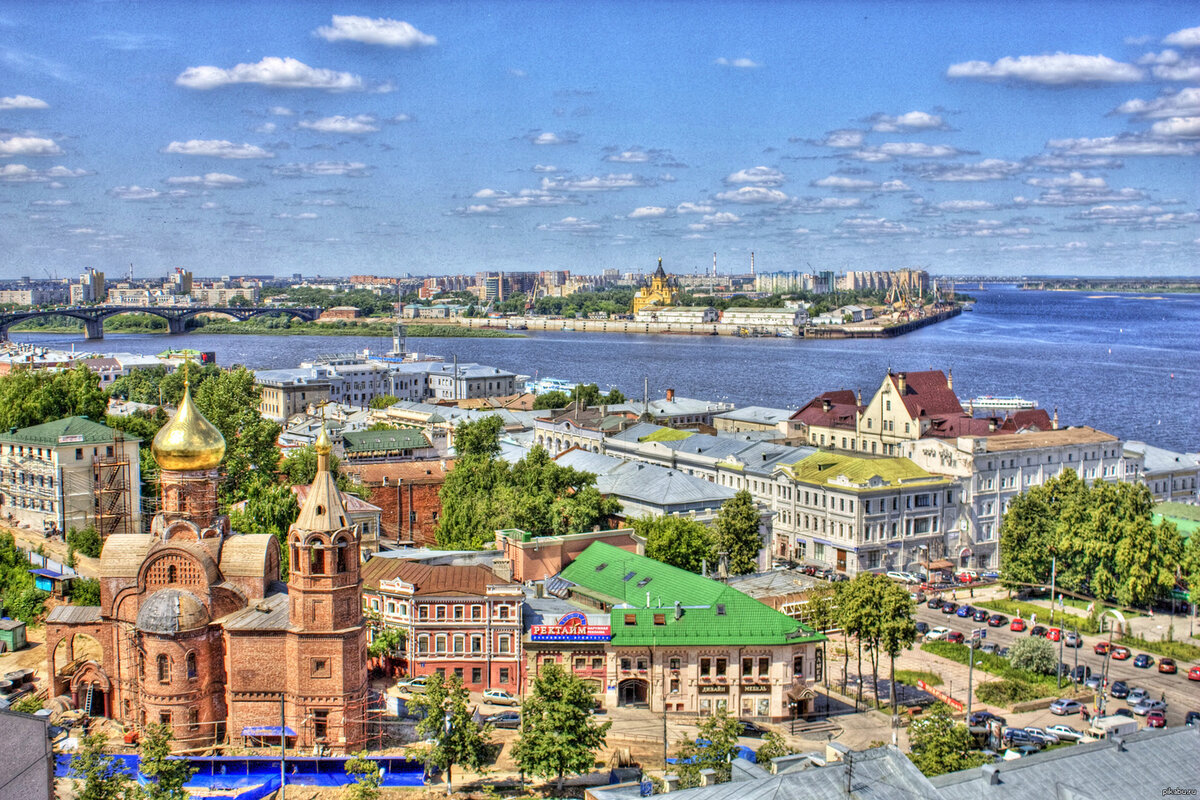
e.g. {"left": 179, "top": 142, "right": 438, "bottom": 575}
{"left": 1045, "top": 724, "right": 1085, "bottom": 742}
{"left": 886, "top": 571, "right": 910, "bottom": 583}
{"left": 926, "top": 626, "right": 953, "bottom": 641}
{"left": 482, "top": 689, "right": 519, "bottom": 706}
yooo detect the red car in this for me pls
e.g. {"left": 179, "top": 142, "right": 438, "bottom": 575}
{"left": 1046, "top": 627, "right": 1062, "bottom": 642}
{"left": 1110, "top": 646, "right": 1132, "bottom": 660}
{"left": 1146, "top": 710, "right": 1167, "bottom": 728}
{"left": 1094, "top": 641, "right": 1111, "bottom": 656}
{"left": 1159, "top": 658, "right": 1177, "bottom": 674}
{"left": 1189, "top": 665, "right": 1200, "bottom": 681}
{"left": 1010, "top": 618, "right": 1026, "bottom": 632}
{"left": 946, "top": 631, "right": 965, "bottom": 644}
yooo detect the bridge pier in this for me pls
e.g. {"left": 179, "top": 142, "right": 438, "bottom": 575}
{"left": 166, "top": 316, "right": 188, "bottom": 335}
{"left": 83, "top": 319, "right": 104, "bottom": 340}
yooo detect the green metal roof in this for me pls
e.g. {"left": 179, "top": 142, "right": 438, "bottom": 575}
{"left": 0, "top": 416, "right": 134, "bottom": 447}
{"left": 1153, "top": 502, "right": 1199, "bottom": 538}
{"left": 560, "top": 541, "right": 824, "bottom": 647}
{"left": 342, "top": 428, "right": 431, "bottom": 454}
{"left": 779, "top": 452, "right": 948, "bottom": 491}
{"left": 640, "top": 427, "right": 694, "bottom": 443}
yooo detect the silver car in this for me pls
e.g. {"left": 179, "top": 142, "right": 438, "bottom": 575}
{"left": 1083, "top": 675, "right": 1103, "bottom": 690}
{"left": 1131, "top": 699, "right": 1167, "bottom": 716}
{"left": 1045, "top": 724, "right": 1085, "bottom": 742}
{"left": 1127, "top": 687, "right": 1151, "bottom": 705}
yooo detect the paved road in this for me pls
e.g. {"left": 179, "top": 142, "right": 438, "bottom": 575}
{"left": 915, "top": 601, "right": 1200, "bottom": 727}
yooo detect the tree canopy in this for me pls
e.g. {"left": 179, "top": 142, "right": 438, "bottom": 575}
{"left": 138, "top": 723, "right": 197, "bottom": 800}
{"left": 191, "top": 367, "right": 282, "bottom": 504}
{"left": 0, "top": 365, "right": 107, "bottom": 430}
{"left": 511, "top": 663, "right": 611, "bottom": 793}
{"left": 907, "top": 703, "right": 992, "bottom": 777}
{"left": 636, "top": 514, "right": 716, "bottom": 574}
{"left": 405, "top": 672, "right": 492, "bottom": 791}
{"left": 672, "top": 709, "right": 743, "bottom": 788}
{"left": 1000, "top": 470, "right": 1184, "bottom": 607}
{"left": 713, "top": 490, "right": 762, "bottom": 575}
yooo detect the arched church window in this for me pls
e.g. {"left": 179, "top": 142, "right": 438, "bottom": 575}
{"left": 310, "top": 547, "right": 323, "bottom": 575}
{"left": 186, "top": 652, "right": 197, "bottom": 680}
{"left": 336, "top": 541, "right": 347, "bottom": 574}
{"left": 167, "top": 564, "right": 177, "bottom": 584}
{"left": 157, "top": 654, "right": 170, "bottom": 684}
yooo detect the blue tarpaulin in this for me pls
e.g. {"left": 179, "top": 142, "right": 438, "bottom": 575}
{"left": 241, "top": 726, "right": 297, "bottom": 737}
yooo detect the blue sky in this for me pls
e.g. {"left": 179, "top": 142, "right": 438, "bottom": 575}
{"left": 1, "top": 1, "right": 1198, "bottom": 279}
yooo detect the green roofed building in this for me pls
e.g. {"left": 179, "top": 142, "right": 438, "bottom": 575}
{"left": 527, "top": 540, "right": 825, "bottom": 721}
{"left": 0, "top": 416, "right": 142, "bottom": 537}
{"left": 341, "top": 428, "right": 437, "bottom": 463}
{"left": 770, "top": 451, "right": 958, "bottom": 578}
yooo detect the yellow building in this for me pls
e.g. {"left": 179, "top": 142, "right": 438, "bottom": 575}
{"left": 630, "top": 258, "right": 680, "bottom": 315}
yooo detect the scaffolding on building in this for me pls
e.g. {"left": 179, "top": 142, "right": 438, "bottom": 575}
{"left": 94, "top": 438, "right": 133, "bottom": 538}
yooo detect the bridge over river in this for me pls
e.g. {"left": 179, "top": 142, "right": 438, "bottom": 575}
{"left": 0, "top": 305, "right": 322, "bottom": 339}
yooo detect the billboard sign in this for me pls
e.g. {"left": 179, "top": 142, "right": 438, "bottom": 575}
{"left": 530, "top": 611, "right": 611, "bottom": 642}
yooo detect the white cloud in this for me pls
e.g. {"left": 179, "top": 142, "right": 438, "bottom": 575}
{"left": 724, "top": 166, "right": 784, "bottom": 186}
{"left": 937, "top": 200, "right": 998, "bottom": 212}
{"left": 314, "top": 15, "right": 436, "bottom": 47}
{"left": 818, "top": 130, "right": 865, "bottom": 148}
{"left": 947, "top": 53, "right": 1143, "bottom": 85}
{"left": 869, "top": 111, "right": 947, "bottom": 132}
{"left": 675, "top": 202, "right": 714, "bottom": 214}
{"left": 1025, "top": 171, "right": 1106, "bottom": 188}
{"left": 907, "top": 159, "right": 1024, "bottom": 182}
{"left": 108, "top": 185, "right": 163, "bottom": 200}
{"left": 629, "top": 206, "right": 668, "bottom": 219}
{"left": 176, "top": 57, "right": 364, "bottom": 92}
{"left": 0, "top": 94, "right": 48, "bottom": 110}
{"left": 269, "top": 106, "right": 295, "bottom": 116}
{"left": 1022, "top": 187, "right": 1148, "bottom": 207}
{"left": 880, "top": 179, "right": 911, "bottom": 192}
{"left": 1048, "top": 134, "right": 1200, "bottom": 156}
{"left": 0, "top": 164, "right": 88, "bottom": 183}
{"left": 200, "top": 202, "right": 220, "bottom": 210}
{"left": 465, "top": 188, "right": 574, "bottom": 209}
{"left": 936, "top": 219, "right": 1034, "bottom": 237}
{"left": 715, "top": 57, "right": 761, "bottom": 68}
{"left": 0, "top": 136, "right": 61, "bottom": 156}
{"left": 530, "top": 131, "right": 576, "bottom": 145}
{"left": 605, "top": 149, "right": 650, "bottom": 163}
{"left": 254, "top": 122, "right": 277, "bottom": 134}
{"left": 702, "top": 211, "right": 741, "bottom": 225}
{"left": 850, "top": 142, "right": 965, "bottom": 161}
{"left": 273, "top": 212, "right": 319, "bottom": 219}
{"left": 298, "top": 114, "right": 380, "bottom": 134}
{"left": 162, "top": 140, "right": 273, "bottom": 159}
{"left": 837, "top": 216, "right": 918, "bottom": 236}
{"left": 812, "top": 175, "right": 877, "bottom": 191}
{"left": 165, "top": 173, "right": 248, "bottom": 188}
{"left": 532, "top": 164, "right": 558, "bottom": 173}
{"left": 713, "top": 186, "right": 789, "bottom": 204}
{"left": 272, "top": 161, "right": 370, "bottom": 177}
{"left": 1163, "top": 25, "right": 1200, "bottom": 48}
{"left": 1150, "top": 116, "right": 1200, "bottom": 137}
{"left": 1114, "top": 87, "right": 1200, "bottom": 118}
{"left": 541, "top": 173, "right": 647, "bottom": 192}
{"left": 31, "top": 198, "right": 71, "bottom": 206}
{"left": 391, "top": 113, "right": 412, "bottom": 123}
{"left": 793, "top": 197, "right": 865, "bottom": 213}
{"left": 537, "top": 216, "right": 601, "bottom": 233}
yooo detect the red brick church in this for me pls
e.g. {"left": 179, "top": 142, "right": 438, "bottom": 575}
{"left": 44, "top": 383, "right": 368, "bottom": 751}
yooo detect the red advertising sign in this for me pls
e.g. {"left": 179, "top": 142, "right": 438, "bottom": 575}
{"left": 531, "top": 611, "right": 611, "bottom": 642}
{"left": 917, "top": 680, "right": 964, "bottom": 712}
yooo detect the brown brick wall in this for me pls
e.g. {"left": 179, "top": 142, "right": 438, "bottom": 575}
{"left": 366, "top": 481, "right": 444, "bottom": 546}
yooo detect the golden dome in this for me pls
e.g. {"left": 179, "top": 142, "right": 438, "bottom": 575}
{"left": 314, "top": 424, "right": 333, "bottom": 456}
{"left": 152, "top": 384, "right": 226, "bottom": 471}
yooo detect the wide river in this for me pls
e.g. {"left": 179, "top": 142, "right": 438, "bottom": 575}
{"left": 13, "top": 285, "right": 1200, "bottom": 453}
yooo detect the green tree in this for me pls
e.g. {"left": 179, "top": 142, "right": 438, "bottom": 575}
{"left": 907, "top": 703, "right": 991, "bottom": 777}
{"left": 405, "top": 673, "right": 491, "bottom": 792}
{"left": 192, "top": 367, "right": 282, "bottom": 503}
{"left": 70, "top": 732, "right": 133, "bottom": 800}
{"left": 0, "top": 365, "right": 108, "bottom": 430}
{"left": 713, "top": 490, "right": 761, "bottom": 575}
{"left": 805, "top": 584, "right": 838, "bottom": 692}
{"left": 1007, "top": 636, "right": 1058, "bottom": 675}
{"left": 1182, "top": 531, "right": 1200, "bottom": 613}
{"left": 672, "top": 708, "right": 743, "bottom": 787}
{"left": 878, "top": 581, "right": 918, "bottom": 722}
{"left": 67, "top": 526, "right": 103, "bottom": 559}
{"left": 368, "top": 394, "right": 399, "bottom": 409}
{"left": 343, "top": 751, "right": 382, "bottom": 800}
{"left": 138, "top": 723, "right": 196, "bottom": 800}
{"left": 512, "top": 663, "right": 611, "bottom": 794}
{"left": 453, "top": 415, "right": 503, "bottom": 459}
{"left": 532, "top": 390, "right": 570, "bottom": 410}
{"left": 367, "top": 626, "right": 405, "bottom": 659}
{"left": 603, "top": 387, "right": 626, "bottom": 404}
{"left": 228, "top": 476, "right": 300, "bottom": 579}
{"left": 635, "top": 515, "right": 715, "bottom": 573}
{"left": 71, "top": 577, "right": 101, "bottom": 606}
{"left": 754, "top": 730, "right": 794, "bottom": 765}
{"left": 12, "top": 694, "right": 43, "bottom": 714}
{"left": 1115, "top": 513, "right": 1183, "bottom": 609}
{"left": 570, "top": 383, "right": 604, "bottom": 408}
{"left": 278, "top": 443, "right": 366, "bottom": 498}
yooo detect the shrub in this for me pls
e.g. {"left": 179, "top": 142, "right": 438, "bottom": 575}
{"left": 895, "top": 669, "right": 943, "bottom": 687}
{"left": 66, "top": 526, "right": 102, "bottom": 559}
{"left": 975, "top": 679, "right": 1042, "bottom": 706}
{"left": 1007, "top": 637, "right": 1058, "bottom": 675}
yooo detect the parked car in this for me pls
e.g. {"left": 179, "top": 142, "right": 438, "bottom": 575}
{"left": 1110, "top": 646, "right": 1131, "bottom": 660}
{"left": 910, "top": 590, "right": 927, "bottom": 604}
{"left": 397, "top": 676, "right": 428, "bottom": 694}
{"left": 1133, "top": 654, "right": 1154, "bottom": 669}
{"left": 1045, "top": 724, "right": 1085, "bottom": 741}
{"left": 946, "top": 631, "right": 965, "bottom": 644}
{"left": 1030, "top": 625, "right": 1048, "bottom": 638}
{"left": 1023, "top": 727, "right": 1060, "bottom": 745}
{"left": 887, "top": 571, "right": 911, "bottom": 583}
{"left": 997, "top": 647, "right": 1010, "bottom": 659}
{"left": 927, "top": 596, "right": 945, "bottom": 609}
{"left": 1064, "top": 631, "right": 1082, "bottom": 648}
{"left": 1189, "top": 665, "right": 1200, "bottom": 681}
{"left": 1001, "top": 728, "right": 1042, "bottom": 747}
{"left": 1131, "top": 699, "right": 1167, "bottom": 716}
{"left": 969, "top": 711, "right": 1006, "bottom": 726}
{"left": 987, "top": 614, "right": 1008, "bottom": 627}
{"left": 1158, "top": 658, "right": 1177, "bottom": 674}
{"left": 1185, "top": 711, "right": 1200, "bottom": 727}
{"left": 1083, "top": 675, "right": 1104, "bottom": 691}
{"left": 915, "top": 621, "right": 930, "bottom": 635}
{"left": 1146, "top": 710, "right": 1167, "bottom": 728}
{"left": 1114, "top": 708, "right": 1135, "bottom": 718}
{"left": 980, "top": 642, "right": 999, "bottom": 655}
{"left": 738, "top": 719, "right": 770, "bottom": 737}
{"left": 1045, "top": 627, "right": 1062, "bottom": 642}
{"left": 1109, "top": 680, "right": 1129, "bottom": 699}
{"left": 1094, "top": 641, "right": 1111, "bottom": 656}
{"left": 1049, "top": 698, "right": 1083, "bottom": 716}
{"left": 482, "top": 689, "right": 519, "bottom": 706}
{"left": 956, "top": 604, "right": 974, "bottom": 618}
{"left": 983, "top": 570, "right": 1001, "bottom": 580}
{"left": 1010, "top": 618, "right": 1026, "bottom": 632}
{"left": 1071, "top": 665, "right": 1092, "bottom": 684}
{"left": 973, "top": 608, "right": 990, "bottom": 623}
{"left": 486, "top": 711, "right": 521, "bottom": 729}
{"left": 926, "top": 626, "right": 952, "bottom": 641}
{"left": 942, "top": 602, "right": 959, "bottom": 615}
{"left": 1126, "top": 687, "right": 1150, "bottom": 705}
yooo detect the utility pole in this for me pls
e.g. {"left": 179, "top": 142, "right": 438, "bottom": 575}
{"left": 1057, "top": 621, "right": 1065, "bottom": 689}
{"left": 1048, "top": 555, "right": 1056, "bottom": 629}
{"left": 966, "top": 628, "right": 983, "bottom": 720}
{"left": 280, "top": 694, "right": 287, "bottom": 800}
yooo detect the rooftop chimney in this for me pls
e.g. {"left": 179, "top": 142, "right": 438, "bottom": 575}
{"left": 666, "top": 388, "right": 675, "bottom": 402}
{"left": 1052, "top": 408, "right": 1059, "bottom": 430}
{"left": 947, "top": 369, "right": 953, "bottom": 390}
{"left": 897, "top": 372, "right": 907, "bottom": 394}
{"left": 822, "top": 399, "right": 832, "bottom": 413}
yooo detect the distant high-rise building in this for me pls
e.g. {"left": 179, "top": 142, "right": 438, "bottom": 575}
{"left": 70, "top": 269, "right": 105, "bottom": 304}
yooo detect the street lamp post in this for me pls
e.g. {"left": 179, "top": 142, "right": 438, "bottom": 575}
{"left": 443, "top": 711, "right": 453, "bottom": 796}
{"left": 1057, "top": 623, "right": 1065, "bottom": 689}
{"left": 966, "top": 628, "right": 984, "bottom": 720}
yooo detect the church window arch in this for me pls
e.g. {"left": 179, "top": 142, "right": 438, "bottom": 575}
{"left": 167, "top": 564, "right": 177, "bottom": 584}
{"left": 186, "top": 651, "right": 197, "bottom": 680}
{"left": 157, "top": 654, "right": 170, "bottom": 684}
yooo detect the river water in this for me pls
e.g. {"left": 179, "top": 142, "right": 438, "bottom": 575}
{"left": 12, "top": 285, "right": 1199, "bottom": 453}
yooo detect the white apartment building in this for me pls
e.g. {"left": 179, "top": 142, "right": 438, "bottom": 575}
{"left": 718, "top": 308, "right": 808, "bottom": 328}
{"left": 632, "top": 306, "right": 719, "bottom": 324}
{"left": 1123, "top": 441, "right": 1200, "bottom": 504}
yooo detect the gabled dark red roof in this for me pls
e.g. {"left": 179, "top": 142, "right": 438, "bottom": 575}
{"left": 1000, "top": 409, "right": 1053, "bottom": 432}
{"left": 361, "top": 559, "right": 513, "bottom": 596}
{"left": 789, "top": 390, "right": 863, "bottom": 431}
{"left": 890, "top": 370, "right": 964, "bottom": 419}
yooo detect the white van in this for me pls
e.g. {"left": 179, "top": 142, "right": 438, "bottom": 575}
{"left": 1087, "top": 715, "right": 1138, "bottom": 739}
